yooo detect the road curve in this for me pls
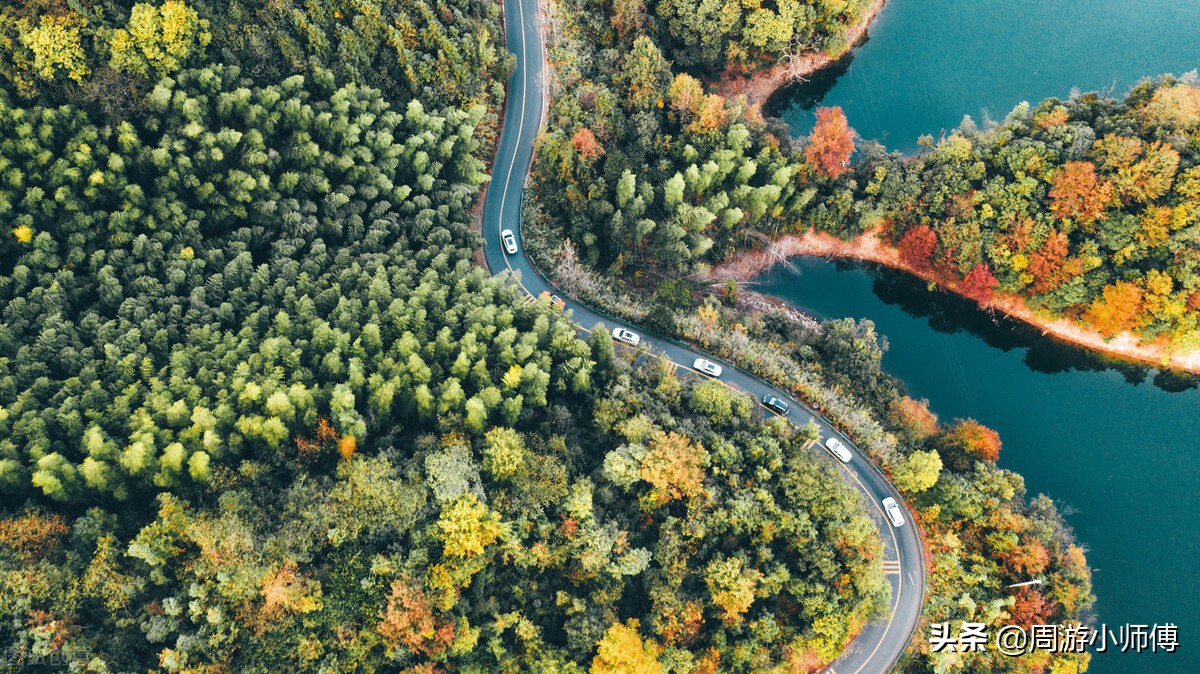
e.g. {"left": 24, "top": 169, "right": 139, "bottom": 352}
{"left": 480, "top": 0, "right": 926, "bottom": 670}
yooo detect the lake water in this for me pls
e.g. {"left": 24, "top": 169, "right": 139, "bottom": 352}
{"left": 770, "top": 0, "right": 1200, "bottom": 153}
{"left": 758, "top": 258, "right": 1200, "bottom": 672}
{"left": 764, "top": 2, "right": 1200, "bottom": 670}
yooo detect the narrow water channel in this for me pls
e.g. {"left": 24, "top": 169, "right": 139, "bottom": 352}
{"left": 757, "top": 258, "right": 1199, "bottom": 673}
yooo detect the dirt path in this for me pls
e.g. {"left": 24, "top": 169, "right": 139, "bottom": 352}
{"left": 707, "top": 228, "right": 1200, "bottom": 374}
{"left": 710, "top": 0, "right": 888, "bottom": 113}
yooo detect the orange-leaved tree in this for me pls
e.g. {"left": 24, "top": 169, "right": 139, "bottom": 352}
{"left": 572, "top": 127, "right": 605, "bottom": 163}
{"left": 1026, "top": 230, "right": 1075, "bottom": 294}
{"left": 805, "top": 106, "right": 855, "bottom": 179}
{"left": 1082, "top": 281, "right": 1144, "bottom": 336}
{"left": 1048, "top": 161, "right": 1113, "bottom": 227}
{"left": 378, "top": 575, "right": 455, "bottom": 657}
{"left": 940, "top": 418, "right": 1002, "bottom": 463}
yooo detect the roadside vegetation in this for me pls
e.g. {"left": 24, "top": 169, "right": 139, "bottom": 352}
{"left": 526, "top": 0, "right": 1097, "bottom": 671}
{"left": 0, "top": 1, "right": 896, "bottom": 671}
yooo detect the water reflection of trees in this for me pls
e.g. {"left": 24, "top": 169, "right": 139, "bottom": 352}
{"left": 835, "top": 260, "right": 1200, "bottom": 393}
{"left": 764, "top": 49, "right": 858, "bottom": 117}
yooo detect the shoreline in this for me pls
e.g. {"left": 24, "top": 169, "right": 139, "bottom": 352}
{"left": 705, "top": 228, "right": 1200, "bottom": 375}
{"left": 710, "top": 0, "right": 888, "bottom": 114}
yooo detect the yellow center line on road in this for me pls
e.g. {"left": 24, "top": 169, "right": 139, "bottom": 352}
{"left": 839, "top": 461, "right": 904, "bottom": 674}
{"left": 497, "top": 0, "right": 530, "bottom": 286}
{"left": 580, "top": 312, "right": 906, "bottom": 674}
{"left": 492, "top": 5, "right": 915, "bottom": 670}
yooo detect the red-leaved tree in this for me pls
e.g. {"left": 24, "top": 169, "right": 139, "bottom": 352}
{"left": 897, "top": 225, "right": 938, "bottom": 270}
{"left": 805, "top": 107, "right": 855, "bottom": 179}
{"left": 960, "top": 263, "right": 999, "bottom": 302}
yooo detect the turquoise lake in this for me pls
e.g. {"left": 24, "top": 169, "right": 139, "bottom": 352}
{"left": 767, "top": 1, "right": 1200, "bottom": 670}
{"left": 758, "top": 259, "right": 1199, "bottom": 673}
{"left": 771, "top": 0, "right": 1200, "bottom": 153}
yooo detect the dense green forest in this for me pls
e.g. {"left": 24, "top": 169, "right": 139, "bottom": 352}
{"left": 0, "top": 1, "right": 900, "bottom": 670}
{"left": 652, "top": 0, "right": 875, "bottom": 73}
{"left": 0, "top": 0, "right": 1105, "bottom": 670}
{"left": 531, "top": 0, "right": 859, "bottom": 276}
{"left": 852, "top": 77, "right": 1200, "bottom": 348}
{"left": 0, "top": 0, "right": 508, "bottom": 145}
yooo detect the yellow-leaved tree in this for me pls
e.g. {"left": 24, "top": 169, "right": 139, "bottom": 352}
{"left": 590, "top": 619, "right": 663, "bottom": 674}
{"left": 704, "top": 556, "right": 761, "bottom": 627}
{"left": 18, "top": 14, "right": 89, "bottom": 84}
{"left": 437, "top": 493, "right": 501, "bottom": 558}
{"left": 109, "top": 1, "right": 210, "bottom": 77}
{"left": 637, "top": 430, "right": 707, "bottom": 506}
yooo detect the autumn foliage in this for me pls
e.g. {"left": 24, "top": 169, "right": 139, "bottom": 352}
{"left": 338, "top": 435, "right": 357, "bottom": 459}
{"left": 638, "top": 431, "right": 707, "bottom": 504}
{"left": 294, "top": 417, "right": 340, "bottom": 463}
{"left": 1026, "top": 230, "right": 1076, "bottom": 294}
{"left": 1139, "top": 82, "right": 1200, "bottom": 131}
{"left": 572, "top": 127, "right": 605, "bottom": 162}
{"left": 805, "top": 107, "right": 855, "bottom": 179}
{"left": 378, "top": 576, "right": 455, "bottom": 657}
{"left": 960, "top": 263, "right": 1000, "bottom": 302}
{"left": 896, "top": 224, "right": 937, "bottom": 271}
{"left": 887, "top": 396, "right": 939, "bottom": 441}
{"left": 1007, "top": 587, "right": 1055, "bottom": 628}
{"left": 591, "top": 620, "right": 663, "bottom": 674}
{"left": 1082, "top": 281, "right": 1144, "bottom": 336}
{"left": 941, "top": 418, "right": 1002, "bottom": 462}
{"left": 863, "top": 80, "right": 1200, "bottom": 348}
{"left": 0, "top": 508, "right": 68, "bottom": 561}
{"left": 1048, "top": 161, "right": 1113, "bottom": 226}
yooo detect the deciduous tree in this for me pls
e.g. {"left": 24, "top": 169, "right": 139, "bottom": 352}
{"left": 805, "top": 107, "right": 855, "bottom": 179}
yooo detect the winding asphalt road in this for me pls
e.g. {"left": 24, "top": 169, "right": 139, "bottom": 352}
{"left": 480, "top": 0, "right": 925, "bottom": 670}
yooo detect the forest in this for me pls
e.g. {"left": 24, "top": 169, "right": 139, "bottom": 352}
{"left": 0, "top": 0, "right": 509, "bottom": 145}
{"left": 525, "top": 0, "right": 1097, "bottom": 671}
{"left": 0, "top": 1, "right": 895, "bottom": 671}
{"left": 0, "top": 0, "right": 1104, "bottom": 671}
{"left": 530, "top": 0, "right": 1200, "bottom": 352}
{"left": 853, "top": 77, "right": 1200, "bottom": 349}
{"left": 530, "top": 0, "right": 861, "bottom": 277}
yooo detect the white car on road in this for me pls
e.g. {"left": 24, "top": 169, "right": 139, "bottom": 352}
{"left": 611, "top": 327, "right": 641, "bottom": 347}
{"left": 692, "top": 358, "right": 723, "bottom": 377}
{"left": 881, "top": 497, "right": 906, "bottom": 527}
{"left": 824, "top": 437, "right": 853, "bottom": 463}
{"left": 501, "top": 229, "right": 518, "bottom": 254}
